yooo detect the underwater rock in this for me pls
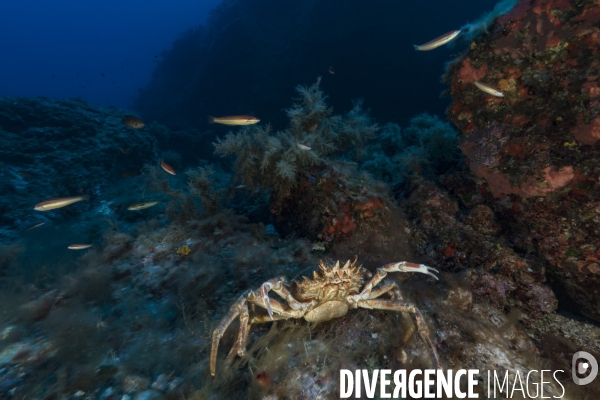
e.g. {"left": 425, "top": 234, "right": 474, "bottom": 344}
{"left": 273, "top": 161, "right": 412, "bottom": 261}
{"left": 0, "top": 339, "right": 52, "bottom": 366}
{"left": 531, "top": 312, "right": 600, "bottom": 355}
{"left": 151, "top": 374, "right": 168, "bottom": 392}
{"left": 446, "top": 0, "right": 600, "bottom": 322}
{"left": 0, "top": 97, "right": 159, "bottom": 241}
{"left": 133, "top": 389, "right": 163, "bottom": 400}
{"left": 19, "top": 289, "right": 58, "bottom": 322}
{"left": 123, "top": 375, "right": 150, "bottom": 393}
{"left": 405, "top": 179, "right": 557, "bottom": 322}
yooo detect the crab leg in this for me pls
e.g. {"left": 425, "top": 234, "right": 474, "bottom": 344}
{"left": 358, "top": 299, "right": 441, "bottom": 370}
{"left": 366, "top": 280, "right": 399, "bottom": 300}
{"left": 224, "top": 292, "right": 252, "bottom": 363}
{"left": 212, "top": 289, "right": 307, "bottom": 376}
{"left": 225, "top": 297, "right": 305, "bottom": 362}
{"left": 210, "top": 291, "right": 251, "bottom": 376}
{"left": 350, "top": 261, "right": 438, "bottom": 303}
{"left": 363, "top": 280, "right": 416, "bottom": 342}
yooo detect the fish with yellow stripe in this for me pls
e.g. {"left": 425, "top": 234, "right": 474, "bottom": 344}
{"left": 208, "top": 115, "right": 260, "bottom": 126}
{"left": 34, "top": 195, "right": 89, "bottom": 211}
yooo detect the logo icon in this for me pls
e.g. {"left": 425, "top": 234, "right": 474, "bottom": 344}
{"left": 572, "top": 351, "right": 598, "bottom": 386}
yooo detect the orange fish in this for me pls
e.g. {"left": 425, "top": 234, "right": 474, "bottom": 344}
{"left": 160, "top": 160, "right": 176, "bottom": 175}
{"left": 123, "top": 115, "right": 145, "bottom": 129}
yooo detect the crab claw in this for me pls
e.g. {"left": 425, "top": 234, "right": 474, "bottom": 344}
{"left": 260, "top": 282, "right": 274, "bottom": 320}
{"left": 419, "top": 265, "right": 439, "bottom": 280}
{"left": 389, "top": 262, "right": 439, "bottom": 280}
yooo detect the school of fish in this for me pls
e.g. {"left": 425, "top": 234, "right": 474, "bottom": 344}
{"left": 27, "top": 22, "right": 508, "bottom": 251}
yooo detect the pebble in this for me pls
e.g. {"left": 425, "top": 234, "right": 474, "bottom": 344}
{"left": 123, "top": 375, "right": 150, "bottom": 393}
{"left": 166, "top": 377, "right": 189, "bottom": 397}
{"left": 100, "top": 387, "right": 114, "bottom": 399}
{"left": 151, "top": 374, "right": 168, "bottom": 392}
{"left": 398, "top": 349, "right": 408, "bottom": 363}
{"left": 133, "top": 389, "right": 163, "bottom": 400}
{"left": 0, "top": 326, "right": 20, "bottom": 342}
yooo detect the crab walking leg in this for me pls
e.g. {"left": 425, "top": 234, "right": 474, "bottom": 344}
{"left": 365, "top": 280, "right": 399, "bottom": 300}
{"left": 358, "top": 299, "right": 441, "bottom": 370}
{"left": 224, "top": 294, "right": 307, "bottom": 368}
{"left": 211, "top": 291, "right": 251, "bottom": 376}
{"left": 363, "top": 280, "right": 416, "bottom": 343}
{"left": 350, "top": 262, "right": 438, "bottom": 303}
{"left": 225, "top": 312, "right": 291, "bottom": 363}
{"left": 224, "top": 293, "right": 252, "bottom": 363}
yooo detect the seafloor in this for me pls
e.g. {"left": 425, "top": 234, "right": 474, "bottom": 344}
{"left": 1, "top": 0, "right": 600, "bottom": 399}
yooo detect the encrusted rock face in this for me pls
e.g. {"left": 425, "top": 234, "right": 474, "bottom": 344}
{"left": 0, "top": 97, "right": 158, "bottom": 239}
{"left": 274, "top": 162, "right": 413, "bottom": 266}
{"left": 405, "top": 179, "right": 558, "bottom": 322}
{"left": 445, "top": 0, "right": 600, "bottom": 322}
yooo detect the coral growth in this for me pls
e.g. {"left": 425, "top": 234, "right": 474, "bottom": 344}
{"left": 214, "top": 80, "right": 407, "bottom": 250}
{"left": 361, "top": 114, "right": 462, "bottom": 193}
{"left": 214, "top": 78, "right": 377, "bottom": 199}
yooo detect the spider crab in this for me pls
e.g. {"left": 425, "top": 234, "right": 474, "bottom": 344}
{"left": 210, "top": 258, "right": 441, "bottom": 376}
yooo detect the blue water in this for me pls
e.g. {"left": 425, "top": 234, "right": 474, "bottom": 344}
{"left": 1, "top": 0, "right": 497, "bottom": 114}
{"left": 0, "top": 0, "right": 220, "bottom": 107}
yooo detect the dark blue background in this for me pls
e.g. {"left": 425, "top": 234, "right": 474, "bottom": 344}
{"left": 0, "top": 0, "right": 505, "bottom": 124}
{"left": 0, "top": 0, "right": 219, "bottom": 107}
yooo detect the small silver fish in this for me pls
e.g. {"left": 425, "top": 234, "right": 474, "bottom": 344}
{"left": 235, "top": 185, "right": 246, "bottom": 189}
{"left": 24, "top": 222, "right": 45, "bottom": 232}
{"left": 297, "top": 143, "right": 311, "bottom": 151}
{"left": 68, "top": 244, "right": 93, "bottom": 250}
{"left": 473, "top": 81, "right": 504, "bottom": 97}
{"left": 414, "top": 30, "right": 460, "bottom": 51}
{"left": 127, "top": 201, "right": 159, "bottom": 210}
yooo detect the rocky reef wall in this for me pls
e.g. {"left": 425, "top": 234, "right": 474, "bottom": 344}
{"left": 444, "top": 0, "right": 600, "bottom": 321}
